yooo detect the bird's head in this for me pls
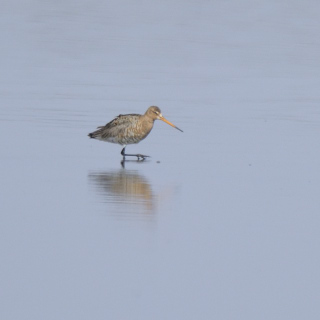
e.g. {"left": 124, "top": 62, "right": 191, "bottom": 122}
{"left": 146, "top": 106, "right": 183, "bottom": 132}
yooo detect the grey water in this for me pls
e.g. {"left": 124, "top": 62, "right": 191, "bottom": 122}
{"left": 1, "top": 1, "right": 320, "bottom": 319}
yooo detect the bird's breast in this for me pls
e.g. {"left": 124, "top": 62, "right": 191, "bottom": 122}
{"left": 117, "top": 120, "right": 152, "bottom": 145}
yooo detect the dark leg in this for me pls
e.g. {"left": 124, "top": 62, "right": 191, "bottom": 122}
{"left": 120, "top": 147, "right": 150, "bottom": 161}
{"left": 121, "top": 147, "right": 126, "bottom": 159}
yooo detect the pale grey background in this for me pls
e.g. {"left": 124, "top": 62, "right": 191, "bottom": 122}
{"left": 1, "top": 1, "right": 320, "bottom": 319}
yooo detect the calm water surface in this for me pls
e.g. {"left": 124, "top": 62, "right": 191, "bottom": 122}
{"left": 1, "top": 1, "right": 320, "bottom": 319}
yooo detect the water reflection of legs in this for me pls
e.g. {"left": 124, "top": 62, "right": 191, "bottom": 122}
{"left": 121, "top": 158, "right": 149, "bottom": 168}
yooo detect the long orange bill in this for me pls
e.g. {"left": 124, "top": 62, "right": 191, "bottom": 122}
{"left": 160, "top": 116, "right": 183, "bottom": 132}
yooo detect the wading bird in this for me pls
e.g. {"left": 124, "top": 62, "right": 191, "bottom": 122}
{"left": 88, "top": 106, "right": 183, "bottom": 160}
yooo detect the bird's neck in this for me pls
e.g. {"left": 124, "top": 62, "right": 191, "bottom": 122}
{"left": 142, "top": 114, "right": 155, "bottom": 124}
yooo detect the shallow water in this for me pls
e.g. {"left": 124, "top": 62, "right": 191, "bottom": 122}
{"left": 1, "top": 1, "right": 320, "bottom": 319}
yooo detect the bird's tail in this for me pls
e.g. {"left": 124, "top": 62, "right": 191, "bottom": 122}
{"left": 88, "top": 127, "right": 104, "bottom": 139}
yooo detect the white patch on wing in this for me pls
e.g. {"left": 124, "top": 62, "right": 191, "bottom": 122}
{"left": 95, "top": 136, "right": 118, "bottom": 143}
{"left": 107, "top": 137, "right": 118, "bottom": 143}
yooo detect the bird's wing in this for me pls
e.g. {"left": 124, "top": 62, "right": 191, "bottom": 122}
{"left": 100, "top": 114, "right": 139, "bottom": 129}
{"left": 98, "top": 114, "right": 140, "bottom": 139}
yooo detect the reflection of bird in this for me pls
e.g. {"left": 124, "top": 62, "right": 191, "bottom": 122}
{"left": 88, "top": 106, "right": 183, "bottom": 160}
{"left": 88, "top": 170, "right": 154, "bottom": 215}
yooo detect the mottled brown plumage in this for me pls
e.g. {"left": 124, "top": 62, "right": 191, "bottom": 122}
{"left": 88, "top": 106, "right": 183, "bottom": 160}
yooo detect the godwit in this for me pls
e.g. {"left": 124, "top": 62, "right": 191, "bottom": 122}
{"left": 88, "top": 106, "right": 183, "bottom": 160}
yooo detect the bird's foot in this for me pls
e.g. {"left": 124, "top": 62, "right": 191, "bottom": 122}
{"left": 120, "top": 148, "right": 150, "bottom": 161}
{"left": 122, "top": 153, "right": 150, "bottom": 161}
{"left": 136, "top": 154, "right": 150, "bottom": 161}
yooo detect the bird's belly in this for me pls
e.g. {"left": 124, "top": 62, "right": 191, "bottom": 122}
{"left": 103, "top": 130, "right": 149, "bottom": 145}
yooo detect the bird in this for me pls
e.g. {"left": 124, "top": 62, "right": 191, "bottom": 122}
{"left": 88, "top": 106, "right": 183, "bottom": 160}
